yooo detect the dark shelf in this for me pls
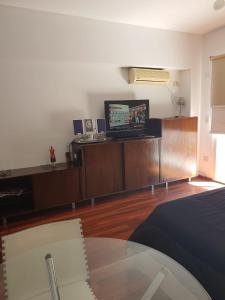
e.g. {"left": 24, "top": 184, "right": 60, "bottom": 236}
{"left": 0, "top": 193, "right": 33, "bottom": 218}
{"left": 0, "top": 163, "right": 75, "bottom": 180}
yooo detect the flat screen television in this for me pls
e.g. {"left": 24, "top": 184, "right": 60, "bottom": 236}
{"left": 104, "top": 99, "right": 150, "bottom": 139}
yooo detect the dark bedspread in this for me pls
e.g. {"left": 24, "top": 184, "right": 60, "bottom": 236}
{"left": 129, "top": 188, "right": 225, "bottom": 300}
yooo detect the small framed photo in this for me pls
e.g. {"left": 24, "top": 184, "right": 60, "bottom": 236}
{"left": 84, "top": 119, "right": 94, "bottom": 133}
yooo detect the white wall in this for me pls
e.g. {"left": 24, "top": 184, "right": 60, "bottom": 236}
{"left": 199, "top": 26, "right": 225, "bottom": 178}
{"left": 0, "top": 5, "right": 202, "bottom": 169}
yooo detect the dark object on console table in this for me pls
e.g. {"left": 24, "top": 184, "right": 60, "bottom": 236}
{"left": 129, "top": 187, "right": 225, "bottom": 300}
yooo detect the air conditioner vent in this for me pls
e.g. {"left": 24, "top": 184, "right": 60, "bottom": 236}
{"left": 128, "top": 68, "right": 170, "bottom": 84}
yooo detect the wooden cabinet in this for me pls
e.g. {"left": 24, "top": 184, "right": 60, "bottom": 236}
{"left": 0, "top": 164, "right": 80, "bottom": 223}
{"left": 83, "top": 143, "right": 123, "bottom": 198}
{"left": 161, "top": 117, "right": 197, "bottom": 182}
{"left": 0, "top": 117, "right": 198, "bottom": 225}
{"left": 74, "top": 138, "right": 160, "bottom": 199}
{"left": 32, "top": 168, "right": 80, "bottom": 210}
{"left": 124, "top": 139, "right": 160, "bottom": 190}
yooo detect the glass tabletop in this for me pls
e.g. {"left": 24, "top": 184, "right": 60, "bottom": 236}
{"left": 0, "top": 237, "right": 211, "bottom": 300}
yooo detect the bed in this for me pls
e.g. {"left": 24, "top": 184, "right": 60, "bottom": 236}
{"left": 129, "top": 188, "right": 225, "bottom": 300}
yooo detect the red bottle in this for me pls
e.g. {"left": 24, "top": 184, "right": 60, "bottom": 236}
{"left": 49, "top": 146, "right": 56, "bottom": 165}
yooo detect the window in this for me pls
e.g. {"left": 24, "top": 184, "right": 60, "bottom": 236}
{"left": 211, "top": 54, "right": 225, "bottom": 133}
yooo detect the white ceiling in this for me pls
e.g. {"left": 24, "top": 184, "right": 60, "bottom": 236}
{"left": 1, "top": 0, "right": 225, "bottom": 34}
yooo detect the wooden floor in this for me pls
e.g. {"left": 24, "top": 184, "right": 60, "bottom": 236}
{"left": 0, "top": 177, "right": 224, "bottom": 300}
{"left": 0, "top": 176, "right": 223, "bottom": 240}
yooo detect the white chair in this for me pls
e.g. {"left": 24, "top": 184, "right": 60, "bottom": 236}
{"left": 2, "top": 218, "right": 84, "bottom": 259}
{"left": 2, "top": 219, "right": 96, "bottom": 300}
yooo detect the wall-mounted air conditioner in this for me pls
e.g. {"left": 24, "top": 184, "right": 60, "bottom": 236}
{"left": 128, "top": 68, "right": 170, "bottom": 84}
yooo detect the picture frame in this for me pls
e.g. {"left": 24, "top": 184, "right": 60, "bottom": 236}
{"left": 84, "top": 119, "right": 94, "bottom": 133}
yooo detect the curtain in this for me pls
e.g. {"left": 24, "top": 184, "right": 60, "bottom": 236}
{"left": 211, "top": 54, "right": 225, "bottom": 133}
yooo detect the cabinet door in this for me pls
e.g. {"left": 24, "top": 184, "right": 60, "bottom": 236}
{"left": 161, "top": 117, "right": 197, "bottom": 182}
{"left": 84, "top": 143, "right": 123, "bottom": 198}
{"left": 32, "top": 168, "right": 80, "bottom": 210}
{"left": 124, "top": 139, "right": 160, "bottom": 190}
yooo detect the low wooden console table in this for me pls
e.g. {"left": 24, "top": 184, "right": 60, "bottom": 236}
{"left": 0, "top": 163, "right": 80, "bottom": 225}
{"left": 0, "top": 117, "right": 197, "bottom": 225}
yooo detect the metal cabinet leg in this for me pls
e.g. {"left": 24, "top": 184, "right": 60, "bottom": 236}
{"left": 91, "top": 198, "right": 95, "bottom": 207}
{"left": 151, "top": 185, "right": 155, "bottom": 194}
{"left": 165, "top": 182, "right": 168, "bottom": 190}
{"left": 72, "top": 202, "right": 76, "bottom": 210}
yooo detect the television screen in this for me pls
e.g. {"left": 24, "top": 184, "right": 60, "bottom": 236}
{"left": 104, "top": 100, "right": 149, "bottom": 132}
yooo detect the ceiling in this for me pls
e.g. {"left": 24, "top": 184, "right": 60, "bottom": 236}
{"left": 1, "top": 0, "right": 225, "bottom": 34}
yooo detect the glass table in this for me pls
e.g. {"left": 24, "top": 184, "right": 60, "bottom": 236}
{"left": 0, "top": 237, "right": 211, "bottom": 300}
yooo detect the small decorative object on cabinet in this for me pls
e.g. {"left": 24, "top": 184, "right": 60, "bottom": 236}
{"left": 84, "top": 119, "right": 94, "bottom": 133}
{"left": 49, "top": 146, "right": 56, "bottom": 166}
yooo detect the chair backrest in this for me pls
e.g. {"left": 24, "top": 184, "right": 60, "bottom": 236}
{"left": 2, "top": 218, "right": 90, "bottom": 300}
{"left": 2, "top": 218, "right": 84, "bottom": 259}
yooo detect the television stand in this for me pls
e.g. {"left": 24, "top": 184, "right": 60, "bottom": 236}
{"left": 72, "top": 137, "right": 161, "bottom": 200}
